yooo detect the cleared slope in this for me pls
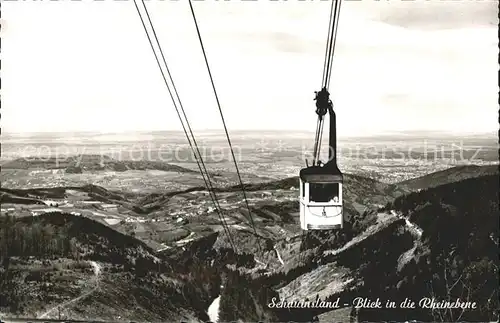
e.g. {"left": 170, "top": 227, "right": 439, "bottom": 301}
{"left": 0, "top": 213, "right": 217, "bottom": 322}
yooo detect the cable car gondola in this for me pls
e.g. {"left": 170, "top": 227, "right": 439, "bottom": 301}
{"left": 299, "top": 88, "right": 343, "bottom": 231}
{"left": 299, "top": 0, "right": 343, "bottom": 231}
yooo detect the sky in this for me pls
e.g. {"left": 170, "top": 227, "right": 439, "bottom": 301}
{"left": 1, "top": 0, "right": 498, "bottom": 136}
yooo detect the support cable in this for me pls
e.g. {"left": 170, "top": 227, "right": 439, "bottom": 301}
{"left": 188, "top": 0, "right": 263, "bottom": 253}
{"left": 133, "top": 0, "right": 237, "bottom": 252}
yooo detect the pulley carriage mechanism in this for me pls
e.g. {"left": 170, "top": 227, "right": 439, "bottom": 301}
{"left": 299, "top": 87, "right": 343, "bottom": 230}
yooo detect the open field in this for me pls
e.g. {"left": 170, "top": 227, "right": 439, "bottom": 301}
{"left": 2, "top": 131, "right": 497, "bottom": 189}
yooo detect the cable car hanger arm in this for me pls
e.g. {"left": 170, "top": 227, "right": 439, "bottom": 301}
{"left": 310, "top": 0, "right": 342, "bottom": 168}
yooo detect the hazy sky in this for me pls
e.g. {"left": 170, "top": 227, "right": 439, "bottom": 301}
{"left": 1, "top": 0, "right": 498, "bottom": 135}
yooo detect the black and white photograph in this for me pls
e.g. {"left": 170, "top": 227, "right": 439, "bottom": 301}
{"left": 0, "top": 0, "right": 498, "bottom": 322}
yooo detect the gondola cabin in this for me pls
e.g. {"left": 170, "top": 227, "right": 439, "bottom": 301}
{"left": 299, "top": 165, "right": 343, "bottom": 230}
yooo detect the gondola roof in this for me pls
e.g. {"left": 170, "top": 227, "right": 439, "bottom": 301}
{"left": 299, "top": 162, "right": 343, "bottom": 182}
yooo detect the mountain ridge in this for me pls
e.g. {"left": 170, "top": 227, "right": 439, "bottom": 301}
{"left": 1, "top": 164, "right": 497, "bottom": 322}
{"left": 398, "top": 164, "right": 498, "bottom": 190}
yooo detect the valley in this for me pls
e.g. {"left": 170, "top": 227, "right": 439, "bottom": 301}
{"left": 0, "top": 131, "right": 498, "bottom": 322}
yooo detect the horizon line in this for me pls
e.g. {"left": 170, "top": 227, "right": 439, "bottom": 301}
{"left": 1, "top": 129, "right": 497, "bottom": 137}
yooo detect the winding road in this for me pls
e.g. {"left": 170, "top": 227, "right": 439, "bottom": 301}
{"left": 390, "top": 210, "right": 423, "bottom": 237}
{"left": 274, "top": 245, "right": 285, "bottom": 266}
{"left": 38, "top": 261, "right": 101, "bottom": 319}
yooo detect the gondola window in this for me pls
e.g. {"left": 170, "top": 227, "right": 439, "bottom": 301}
{"left": 309, "top": 183, "right": 339, "bottom": 203}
